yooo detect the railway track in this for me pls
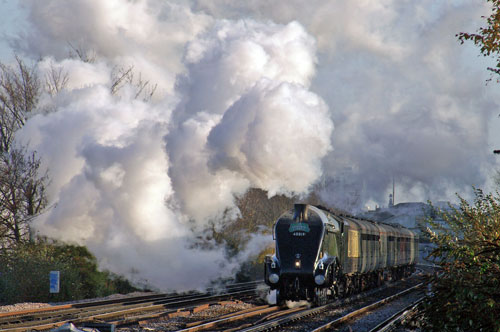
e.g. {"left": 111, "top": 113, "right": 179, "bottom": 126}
{"left": 368, "top": 296, "right": 424, "bottom": 332}
{"left": 160, "top": 272, "right": 428, "bottom": 332}
{"left": 241, "top": 283, "right": 424, "bottom": 332}
{"left": 0, "top": 281, "right": 263, "bottom": 331}
{"left": 311, "top": 284, "right": 424, "bottom": 332}
{"left": 1, "top": 269, "right": 431, "bottom": 331}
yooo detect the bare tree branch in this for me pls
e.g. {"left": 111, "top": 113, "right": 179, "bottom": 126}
{"left": 45, "top": 62, "right": 69, "bottom": 97}
{"left": 0, "top": 56, "right": 40, "bottom": 153}
{"left": 0, "top": 56, "right": 48, "bottom": 249}
{"left": 110, "top": 65, "right": 158, "bottom": 101}
{"left": 111, "top": 65, "right": 134, "bottom": 96}
{"left": 0, "top": 147, "right": 48, "bottom": 248}
{"left": 67, "top": 41, "right": 96, "bottom": 63}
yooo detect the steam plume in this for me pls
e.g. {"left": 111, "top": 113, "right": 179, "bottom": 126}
{"left": 13, "top": 2, "right": 331, "bottom": 289}
{"left": 5, "top": 0, "right": 500, "bottom": 289}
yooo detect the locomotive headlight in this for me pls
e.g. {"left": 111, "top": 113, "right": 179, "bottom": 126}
{"left": 294, "top": 259, "right": 301, "bottom": 269}
{"left": 269, "top": 273, "right": 279, "bottom": 284}
{"left": 315, "top": 274, "right": 325, "bottom": 285}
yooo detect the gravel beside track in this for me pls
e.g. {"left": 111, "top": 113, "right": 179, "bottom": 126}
{"left": 0, "top": 303, "right": 53, "bottom": 313}
{"left": 0, "top": 292, "right": 154, "bottom": 314}
{"left": 117, "top": 302, "right": 256, "bottom": 332}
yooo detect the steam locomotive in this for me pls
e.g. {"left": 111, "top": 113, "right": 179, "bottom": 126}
{"left": 264, "top": 204, "right": 418, "bottom": 306}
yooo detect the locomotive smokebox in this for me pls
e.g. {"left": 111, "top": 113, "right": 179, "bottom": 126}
{"left": 293, "top": 204, "right": 308, "bottom": 222}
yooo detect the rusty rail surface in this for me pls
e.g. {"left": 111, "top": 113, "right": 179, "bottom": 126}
{"left": 0, "top": 281, "right": 263, "bottom": 331}
{"left": 311, "top": 283, "right": 424, "bottom": 332}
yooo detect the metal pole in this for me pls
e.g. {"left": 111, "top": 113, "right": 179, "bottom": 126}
{"left": 393, "top": 176, "right": 395, "bottom": 205}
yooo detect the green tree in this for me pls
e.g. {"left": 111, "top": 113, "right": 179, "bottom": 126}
{"left": 420, "top": 189, "right": 500, "bottom": 331}
{"left": 0, "top": 238, "right": 139, "bottom": 304}
{"left": 458, "top": 0, "right": 500, "bottom": 78}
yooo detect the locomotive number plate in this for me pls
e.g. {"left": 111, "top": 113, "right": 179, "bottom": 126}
{"left": 289, "top": 223, "right": 310, "bottom": 236}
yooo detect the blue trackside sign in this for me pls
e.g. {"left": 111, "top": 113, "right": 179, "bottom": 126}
{"left": 50, "top": 271, "right": 60, "bottom": 293}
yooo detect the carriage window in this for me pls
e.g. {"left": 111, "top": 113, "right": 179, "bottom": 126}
{"left": 348, "top": 230, "right": 360, "bottom": 258}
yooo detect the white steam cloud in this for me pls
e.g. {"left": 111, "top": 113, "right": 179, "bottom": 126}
{"left": 168, "top": 20, "right": 332, "bottom": 221}
{"left": 12, "top": 1, "right": 331, "bottom": 289}
{"left": 5, "top": 0, "right": 500, "bottom": 289}
{"left": 194, "top": 0, "right": 500, "bottom": 210}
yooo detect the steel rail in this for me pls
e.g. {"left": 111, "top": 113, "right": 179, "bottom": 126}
{"left": 102, "top": 288, "right": 260, "bottom": 328}
{"left": 2, "top": 300, "right": 248, "bottom": 332}
{"left": 311, "top": 283, "right": 424, "bottom": 332}
{"left": 0, "top": 282, "right": 263, "bottom": 331}
{"left": 0, "top": 280, "right": 263, "bottom": 319}
{"left": 175, "top": 305, "right": 281, "bottom": 332}
{"left": 232, "top": 282, "right": 424, "bottom": 332}
{"left": 235, "top": 286, "right": 393, "bottom": 332}
{"left": 0, "top": 291, "right": 257, "bottom": 331}
{"left": 368, "top": 296, "right": 425, "bottom": 332}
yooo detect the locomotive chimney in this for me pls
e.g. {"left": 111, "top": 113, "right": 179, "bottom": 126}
{"left": 293, "top": 204, "right": 309, "bottom": 222}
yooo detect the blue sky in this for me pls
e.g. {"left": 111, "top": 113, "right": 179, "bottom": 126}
{"left": 0, "top": 0, "right": 26, "bottom": 62}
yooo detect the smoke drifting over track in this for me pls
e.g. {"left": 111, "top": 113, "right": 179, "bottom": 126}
{"left": 6, "top": 0, "right": 500, "bottom": 289}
